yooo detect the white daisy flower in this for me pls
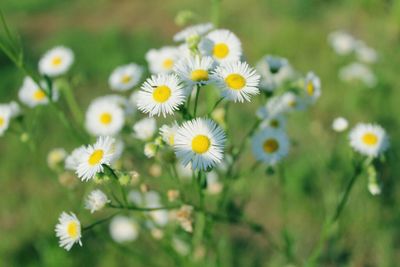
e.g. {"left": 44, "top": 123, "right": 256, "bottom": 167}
{"left": 332, "top": 117, "right": 349, "bottom": 132}
{"left": 212, "top": 61, "right": 260, "bottom": 102}
{"left": 256, "top": 55, "right": 295, "bottom": 92}
{"left": 76, "top": 136, "right": 116, "bottom": 181}
{"left": 349, "top": 123, "right": 389, "bottom": 157}
{"left": 85, "top": 99, "right": 125, "bottom": 136}
{"left": 199, "top": 29, "right": 242, "bottom": 63}
{"left": 0, "top": 101, "right": 20, "bottom": 118}
{"left": 18, "top": 77, "right": 59, "bottom": 108}
{"left": 304, "top": 71, "right": 321, "bottom": 103}
{"left": 339, "top": 62, "right": 377, "bottom": 88}
{"left": 65, "top": 146, "right": 86, "bottom": 171}
{"left": 55, "top": 212, "right": 82, "bottom": 251}
{"left": 328, "top": 31, "right": 356, "bottom": 56}
{"left": 109, "top": 215, "right": 139, "bottom": 243}
{"left": 132, "top": 117, "right": 157, "bottom": 141}
{"left": 252, "top": 128, "right": 290, "bottom": 165}
{"left": 109, "top": 63, "right": 143, "bottom": 91}
{"left": 174, "top": 118, "right": 226, "bottom": 171}
{"left": 173, "top": 23, "right": 214, "bottom": 42}
{"left": 174, "top": 55, "right": 215, "bottom": 93}
{"left": 39, "top": 46, "right": 74, "bottom": 77}
{"left": 137, "top": 74, "right": 185, "bottom": 117}
{"left": 0, "top": 106, "right": 11, "bottom": 136}
{"left": 160, "top": 122, "right": 179, "bottom": 146}
{"left": 85, "top": 189, "right": 110, "bottom": 213}
{"left": 145, "top": 46, "right": 181, "bottom": 74}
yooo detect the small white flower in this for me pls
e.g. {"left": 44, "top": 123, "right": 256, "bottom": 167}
{"left": 146, "top": 46, "right": 181, "bottom": 74}
{"left": 39, "top": 46, "right": 74, "bottom": 77}
{"left": 137, "top": 74, "right": 186, "bottom": 117}
{"left": 160, "top": 122, "right": 179, "bottom": 146}
{"left": 0, "top": 106, "right": 11, "bottom": 136}
{"left": 173, "top": 23, "right": 214, "bottom": 42}
{"left": 65, "top": 146, "right": 86, "bottom": 171}
{"left": 174, "top": 118, "right": 226, "bottom": 171}
{"left": 339, "top": 62, "right": 377, "bottom": 88}
{"left": 47, "top": 148, "right": 67, "bottom": 170}
{"left": 85, "top": 99, "right": 125, "bottom": 136}
{"left": 332, "top": 117, "right": 349, "bottom": 132}
{"left": 252, "top": 128, "right": 290, "bottom": 165}
{"left": 355, "top": 41, "right": 378, "bottom": 64}
{"left": 109, "top": 63, "right": 143, "bottom": 91}
{"left": 304, "top": 71, "right": 321, "bottom": 103}
{"left": 55, "top": 212, "right": 82, "bottom": 251}
{"left": 349, "top": 123, "right": 389, "bottom": 158}
{"left": 18, "top": 77, "right": 59, "bottom": 108}
{"left": 109, "top": 215, "right": 139, "bottom": 243}
{"left": 132, "top": 117, "right": 157, "bottom": 141}
{"left": 199, "top": 29, "right": 242, "bottom": 63}
{"left": 0, "top": 101, "right": 20, "bottom": 118}
{"left": 85, "top": 189, "right": 110, "bottom": 213}
{"left": 259, "top": 114, "right": 287, "bottom": 130}
{"left": 76, "top": 136, "right": 116, "bottom": 181}
{"left": 174, "top": 55, "right": 215, "bottom": 94}
{"left": 328, "top": 31, "right": 356, "bottom": 56}
{"left": 212, "top": 61, "right": 260, "bottom": 102}
{"left": 256, "top": 55, "right": 295, "bottom": 92}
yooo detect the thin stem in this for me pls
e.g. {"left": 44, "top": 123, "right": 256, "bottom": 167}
{"left": 208, "top": 97, "right": 224, "bottom": 116}
{"left": 193, "top": 85, "right": 201, "bottom": 117}
{"left": 108, "top": 203, "right": 180, "bottom": 212}
{"left": 211, "top": 0, "right": 221, "bottom": 27}
{"left": 61, "top": 81, "right": 84, "bottom": 125}
{"left": 83, "top": 212, "right": 119, "bottom": 232}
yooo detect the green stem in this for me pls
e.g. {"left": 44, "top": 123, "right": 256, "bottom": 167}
{"left": 61, "top": 81, "right": 84, "bottom": 125}
{"left": 193, "top": 85, "right": 201, "bottom": 117}
{"left": 211, "top": 0, "right": 221, "bottom": 27}
{"left": 208, "top": 97, "right": 224, "bottom": 116}
{"left": 83, "top": 212, "right": 119, "bottom": 232}
{"left": 108, "top": 203, "right": 180, "bottom": 212}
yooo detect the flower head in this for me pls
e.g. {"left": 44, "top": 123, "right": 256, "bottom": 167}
{"left": 146, "top": 46, "right": 181, "bottom": 74}
{"left": 18, "top": 77, "right": 58, "bottom": 107}
{"left": 349, "top": 123, "right": 389, "bottom": 157}
{"left": 252, "top": 128, "right": 290, "bottom": 165}
{"left": 39, "top": 46, "right": 74, "bottom": 77}
{"left": 55, "top": 212, "right": 82, "bottom": 251}
{"left": 85, "top": 189, "right": 110, "bottom": 213}
{"left": 109, "top": 63, "right": 143, "bottom": 91}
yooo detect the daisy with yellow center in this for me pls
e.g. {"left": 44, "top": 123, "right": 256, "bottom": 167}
{"left": 18, "top": 77, "right": 59, "bottom": 108}
{"left": 145, "top": 46, "right": 181, "bottom": 74}
{"left": 174, "top": 55, "right": 214, "bottom": 94}
{"left": 349, "top": 123, "right": 389, "bottom": 157}
{"left": 174, "top": 118, "right": 226, "bottom": 171}
{"left": 199, "top": 29, "right": 242, "bottom": 63}
{"left": 85, "top": 99, "right": 125, "bottom": 136}
{"left": 55, "top": 212, "right": 82, "bottom": 251}
{"left": 76, "top": 136, "right": 116, "bottom": 181}
{"left": 304, "top": 71, "right": 321, "bottom": 103}
{"left": 160, "top": 122, "right": 179, "bottom": 146}
{"left": 39, "top": 46, "right": 74, "bottom": 77}
{"left": 212, "top": 61, "right": 260, "bottom": 102}
{"left": 137, "top": 74, "right": 185, "bottom": 117}
{"left": 252, "top": 128, "right": 289, "bottom": 165}
{"left": 109, "top": 63, "right": 143, "bottom": 91}
{"left": 0, "top": 106, "right": 11, "bottom": 136}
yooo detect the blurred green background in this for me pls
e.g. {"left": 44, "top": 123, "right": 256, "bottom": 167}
{"left": 1, "top": 0, "right": 400, "bottom": 266}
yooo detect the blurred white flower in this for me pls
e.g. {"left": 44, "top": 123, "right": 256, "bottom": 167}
{"left": 132, "top": 117, "right": 157, "bottom": 141}
{"left": 0, "top": 106, "right": 11, "bottom": 136}
{"left": 65, "top": 146, "right": 86, "bottom": 171}
{"left": 18, "top": 77, "right": 59, "bottom": 107}
{"left": 109, "top": 215, "right": 139, "bottom": 243}
{"left": 339, "top": 62, "right": 377, "bottom": 88}
{"left": 332, "top": 117, "right": 349, "bottom": 132}
{"left": 355, "top": 41, "right": 378, "bottom": 64}
{"left": 85, "top": 189, "right": 110, "bottom": 213}
{"left": 160, "top": 122, "right": 179, "bottom": 146}
{"left": 173, "top": 22, "right": 214, "bottom": 42}
{"left": 109, "top": 63, "right": 143, "bottom": 91}
{"left": 144, "top": 142, "right": 157, "bottom": 158}
{"left": 146, "top": 46, "right": 181, "bottom": 74}
{"left": 47, "top": 148, "right": 67, "bottom": 170}
{"left": 256, "top": 55, "right": 295, "bottom": 92}
{"left": 39, "top": 46, "right": 74, "bottom": 77}
{"left": 328, "top": 30, "right": 356, "bottom": 55}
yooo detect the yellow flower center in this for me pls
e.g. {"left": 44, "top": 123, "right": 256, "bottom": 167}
{"left": 52, "top": 56, "right": 62, "bottom": 66}
{"left": 190, "top": 69, "right": 209, "bottom": 82}
{"left": 288, "top": 100, "right": 296, "bottom": 107}
{"left": 162, "top": 58, "right": 174, "bottom": 70}
{"left": 67, "top": 221, "right": 79, "bottom": 239}
{"left": 169, "top": 134, "right": 175, "bottom": 145}
{"left": 0, "top": 117, "right": 4, "bottom": 127}
{"left": 121, "top": 74, "right": 132, "bottom": 84}
{"left": 99, "top": 112, "right": 112, "bottom": 125}
{"left": 88, "top": 149, "right": 104, "bottom": 166}
{"left": 153, "top": 85, "right": 171, "bottom": 103}
{"left": 213, "top": 43, "right": 229, "bottom": 59}
{"left": 33, "top": 89, "right": 46, "bottom": 101}
{"left": 362, "top": 133, "right": 378, "bottom": 146}
{"left": 263, "top": 138, "right": 279, "bottom": 153}
{"left": 307, "top": 82, "right": 314, "bottom": 96}
{"left": 225, "top": 74, "right": 246, "bottom": 90}
{"left": 270, "top": 119, "right": 279, "bottom": 128}
{"left": 191, "top": 135, "right": 211, "bottom": 154}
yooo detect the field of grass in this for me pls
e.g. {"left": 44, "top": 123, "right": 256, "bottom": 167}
{"left": 1, "top": 0, "right": 400, "bottom": 266}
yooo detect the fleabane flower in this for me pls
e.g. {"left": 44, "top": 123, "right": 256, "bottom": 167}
{"left": 55, "top": 212, "right": 82, "bottom": 251}
{"left": 109, "top": 215, "right": 139, "bottom": 243}
{"left": 256, "top": 55, "right": 295, "bottom": 92}
{"left": 174, "top": 55, "right": 215, "bottom": 93}
{"left": 349, "top": 123, "right": 389, "bottom": 158}
{"left": 252, "top": 128, "right": 290, "bottom": 165}
{"left": 0, "top": 106, "right": 11, "bottom": 136}
{"left": 109, "top": 63, "right": 143, "bottom": 91}
{"left": 146, "top": 46, "right": 181, "bottom": 74}
{"left": 85, "top": 189, "right": 110, "bottom": 213}
{"left": 304, "top": 72, "right": 321, "bottom": 103}
{"left": 174, "top": 118, "right": 226, "bottom": 171}
{"left": 137, "top": 74, "right": 185, "bottom": 117}
{"left": 76, "top": 136, "right": 116, "bottom": 181}
{"left": 18, "top": 77, "right": 58, "bottom": 108}
{"left": 132, "top": 117, "right": 157, "bottom": 141}
{"left": 160, "top": 122, "right": 179, "bottom": 146}
{"left": 85, "top": 99, "right": 125, "bottom": 136}
{"left": 332, "top": 117, "right": 349, "bottom": 132}
{"left": 212, "top": 61, "right": 260, "bottom": 102}
{"left": 199, "top": 29, "right": 242, "bottom": 63}
{"left": 173, "top": 23, "right": 214, "bottom": 42}
{"left": 328, "top": 31, "right": 356, "bottom": 56}
{"left": 39, "top": 46, "right": 74, "bottom": 77}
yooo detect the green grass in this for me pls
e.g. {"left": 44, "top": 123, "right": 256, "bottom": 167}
{"left": 1, "top": 0, "right": 400, "bottom": 266}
